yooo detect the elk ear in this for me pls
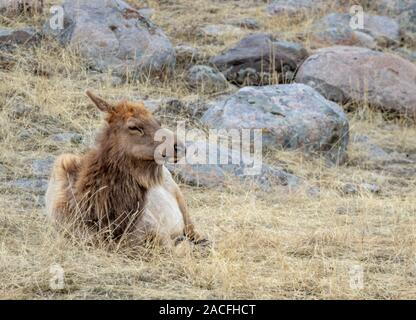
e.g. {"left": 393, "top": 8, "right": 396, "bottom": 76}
{"left": 85, "top": 90, "right": 114, "bottom": 113}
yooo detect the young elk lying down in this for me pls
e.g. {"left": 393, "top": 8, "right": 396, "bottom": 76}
{"left": 45, "top": 91, "right": 208, "bottom": 248}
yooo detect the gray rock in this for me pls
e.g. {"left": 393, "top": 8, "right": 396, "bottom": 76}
{"left": 186, "top": 65, "right": 229, "bottom": 93}
{"left": 155, "top": 98, "right": 209, "bottom": 119}
{"left": 89, "top": 73, "right": 123, "bottom": 87}
{"left": 342, "top": 182, "right": 381, "bottom": 195}
{"left": 273, "top": 39, "right": 309, "bottom": 66}
{"left": 353, "top": 31, "right": 378, "bottom": 49}
{"left": 43, "top": 0, "right": 175, "bottom": 78}
{"left": 50, "top": 132, "right": 83, "bottom": 144}
{"left": 395, "top": 47, "right": 416, "bottom": 63}
{"left": 138, "top": 7, "right": 154, "bottom": 20}
{"left": 352, "top": 134, "right": 413, "bottom": 164}
{"left": 201, "top": 84, "right": 349, "bottom": 164}
{"left": 175, "top": 44, "right": 202, "bottom": 65}
{"left": 167, "top": 140, "right": 300, "bottom": 189}
{"left": 362, "top": 14, "right": 402, "bottom": 45}
{"left": 228, "top": 18, "right": 260, "bottom": 30}
{"left": 6, "top": 178, "right": 48, "bottom": 194}
{"left": 372, "top": 0, "right": 416, "bottom": 33}
{"left": 311, "top": 13, "right": 400, "bottom": 48}
{"left": 168, "top": 163, "right": 225, "bottom": 188}
{"left": 31, "top": 156, "right": 54, "bottom": 178}
{"left": 198, "top": 24, "right": 243, "bottom": 37}
{"left": 398, "top": 4, "right": 416, "bottom": 33}
{"left": 342, "top": 183, "right": 358, "bottom": 195}
{"left": 361, "top": 183, "right": 381, "bottom": 194}
{"left": 266, "top": 0, "right": 321, "bottom": 17}
{"left": 296, "top": 46, "right": 416, "bottom": 119}
{"left": 210, "top": 33, "right": 308, "bottom": 85}
{"left": 0, "top": 27, "right": 38, "bottom": 48}
{"left": 0, "top": 164, "right": 7, "bottom": 177}
{"left": 352, "top": 135, "right": 390, "bottom": 161}
{"left": 17, "top": 128, "right": 38, "bottom": 141}
{"left": 307, "top": 186, "right": 321, "bottom": 198}
{"left": 9, "top": 102, "right": 33, "bottom": 118}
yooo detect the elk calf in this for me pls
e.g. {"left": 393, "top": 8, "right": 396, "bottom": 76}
{"left": 46, "top": 91, "right": 207, "bottom": 248}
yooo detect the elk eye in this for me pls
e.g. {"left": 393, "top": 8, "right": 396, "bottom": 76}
{"left": 129, "top": 126, "right": 144, "bottom": 136}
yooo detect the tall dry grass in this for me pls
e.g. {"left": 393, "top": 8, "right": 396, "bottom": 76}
{"left": 0, "top": 0, "right": 415, "bottom": 299}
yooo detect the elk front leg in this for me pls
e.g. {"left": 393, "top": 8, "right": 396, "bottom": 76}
{"left": 175, "top": 189, "right": 210, "bottom": 246}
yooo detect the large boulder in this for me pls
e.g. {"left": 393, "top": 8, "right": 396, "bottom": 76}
{"left": 210, "top": 33, "right": 308, "bottom": 86}
{"left": 43, "top": 0, "right": 175, "bottom": 78}
{"left": 311, "top": 13, "right": 401, "bottom": 48}
{"left": 167, "top": 140, "right": 300, "bottom": 189}
{"left": 201, "top": 84, "right": 349, "bottom": 163}
{"left": 295, "top": 46, "right": 416, "bottom": 119}
{"left": 371, "top": 0, "right": 416, "bottom": 33}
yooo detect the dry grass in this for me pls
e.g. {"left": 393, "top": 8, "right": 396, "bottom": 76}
{"left": 0, "top": 0, "right": 416, "bottom": 299}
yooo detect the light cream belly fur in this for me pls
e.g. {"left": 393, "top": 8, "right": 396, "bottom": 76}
{"left": 142, "top": 186, "right": 185, "bottom": 239}
{"left": 134, "top": 166, "right": 185, "bottom": 241}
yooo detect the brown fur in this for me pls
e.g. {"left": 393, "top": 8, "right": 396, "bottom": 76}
{"left": 50, "top": 92, "right": 167, "bottom": 240}
{"left": 46, "top": 91, "right": 208, "bottom": 247}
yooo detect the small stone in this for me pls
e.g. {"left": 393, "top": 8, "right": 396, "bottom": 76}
{"left": 0, "top": 164, "right": 7, "bottom": 176}
{"left": 89, "top": 73, "right": 123, "bottom": 87}
{"left": 198, "top": 24, "right": 243, "bottom": 37}
{"left": 110, "top": 76, "right": 123, "bottom": 87}
{"left": 307, "top": 186, "right": 320, "bottom": 198}
{"left": 138, "top": 8, "right": 154, "bottom": 19}
{"left": 266, "top": 0, "right": 321, "bottom": 17}
{"left": 229, "top": 18, "right": 260, "bottom": 30}
{"left": 342, "top": 182, "right": 381, "bottom": 195}
{"left": 6, "top": 178, "right": 48, "bottom": 194}
{"left": 175, "top": 44, "right": 202, "bottom": 65}
{"left": 50, "top": 132, "right": 83, "bottom": 144}
{"left": 342, "top": 183, "right": 358, "bottom": 195}
{"left": 361, "top": 183, "right": 381, "bottom": 194}
{"left": 31, "top": 156, "right": 55, "bottom": 178}
{"left": 186, "top": 65, "right": 229, "bottom": 93}
{"left": 10, "top": 103, "right": 33, "bottom": 118}
{"left": 17, "top": 128, "right": 38, "bottom": 141}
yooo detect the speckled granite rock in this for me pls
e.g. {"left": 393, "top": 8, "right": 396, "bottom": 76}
{"left": 296, "top": 46, "right": 416, "bottom": 119}
{"left": 201, "top": 83, "right": 349, "bottom": 163}
{"left": 43, "top": 0, "right": 175, "bottom": 77}
{"left": 210, "top": 33, "right": 308, "bottom": 85}
{"left": 167, "top": 140, "right": 300, "bottom": 189}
